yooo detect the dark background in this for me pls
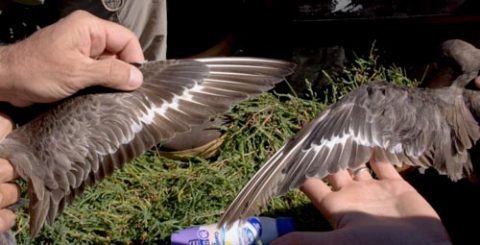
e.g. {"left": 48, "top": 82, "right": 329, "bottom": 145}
{"left": 1, "top": 1, "right": 480, "bottom": 244}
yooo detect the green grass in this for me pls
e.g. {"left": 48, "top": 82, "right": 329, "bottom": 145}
{"left": 13, "top": 50, "right": 420, "bottom": 244}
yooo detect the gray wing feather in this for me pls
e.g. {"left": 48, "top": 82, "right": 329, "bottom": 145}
{"left": 219, "top": 81, "right": 480, "bottom": 227}
{"left": 0, "top": 57, "right": 294, "bottom": 236}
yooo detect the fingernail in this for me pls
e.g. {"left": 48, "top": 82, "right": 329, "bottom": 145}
{"left": 129, "top": 66, "right": 143, "bottom": 88}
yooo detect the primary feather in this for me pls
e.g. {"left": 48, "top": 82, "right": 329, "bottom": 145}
{"left": 219, "top": 39, "right": 480, "bottom": 227}
{"left": 0, "top": 57, "right": 295, "bottom": 236}
{"left": 219, "top": 80, "right": 480, "bottom": 226}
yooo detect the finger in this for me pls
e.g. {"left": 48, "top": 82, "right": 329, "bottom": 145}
{"left": 0, "top": 209, "right": 15, "bottom": 232}
{"left": 8, "top": 99, "right": 32, "bottom": 108}
{"left": 67, "top": 10, "right": 144, "bottom": 63}
{"left": 0, "top": 159, "right": 17, "bottom": 182}
{"left": 84, "top": 57, "right": 144, "bottom": 90}
{"left": 300, "top": 177, "right": 332, "bottom": 206}
{"left": 0, "top": 183, "right": 20, "bottom": 208}
{"left": 350, "top": 166, "right": 373, "bottom": 181}
{"left": 325, "top": 170, "right": 353, "bottom": 190}
{"left": 475, "top": 76, "right": 480, "bottom": 88}
{"left": 370, "top": 156, "right": 402, "bottom": 180}
{"left": 0, "top": 113, "right": 13, "bottom": 140}
{"left": 97, "top": 53, "right": 117, "bottom": 60}
{"left": 95, "top": 18, "right": 145, "bottom": 63}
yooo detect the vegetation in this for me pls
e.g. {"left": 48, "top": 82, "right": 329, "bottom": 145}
{"left": 13, "top": 49, "right": 419, "bottom": 244}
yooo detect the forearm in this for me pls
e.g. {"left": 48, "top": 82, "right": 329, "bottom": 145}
{"left": 0, "top": 45, "right": 17, "bottom": 103}
{"left": 0, "top": 44, "right": 21, "bottom": 103}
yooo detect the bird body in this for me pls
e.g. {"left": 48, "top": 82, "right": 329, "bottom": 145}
{"left": 439, "top": 39, "right": 480, "bottom": 88}
{"left": 0, "top": 57, "right": 295, "bottom": 236}
{"left": 219, "top": 79, "right": 480, "bottom": 226}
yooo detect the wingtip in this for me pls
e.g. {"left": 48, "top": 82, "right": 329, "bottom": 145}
{"left": 194, "top": 56, "right": 296, "bottom": 76}
{"left": 27, "top": 178, "right": 50, "bottom": 238}
{"left": 218, "top": 198, "right": 263, "bottom": 230}
{"left": 217, "top": 214, "right": 246, "bottom": 230}
{"left": 29, "top": 207, "right": 46, "bottom": 238}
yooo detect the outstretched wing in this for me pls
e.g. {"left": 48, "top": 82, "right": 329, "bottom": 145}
{"left": 219, "top": 81, "right": 480, "bottom": 226}
{"left": 0, "top": 57, "right": 295, "bottom": 236}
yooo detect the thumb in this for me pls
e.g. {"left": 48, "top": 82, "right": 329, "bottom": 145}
{"left": 84, "top": 58, "right": 143, "bottom": 91}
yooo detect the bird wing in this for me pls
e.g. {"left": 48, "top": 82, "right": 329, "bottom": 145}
{"left": 440, "top": 39, "right": 480, "bottom": 87}
{"left": 218, "top": 81, "right": 480, "bottom": 226}
{"left": 0, "top": 57, "right": 295, "bottom": 236}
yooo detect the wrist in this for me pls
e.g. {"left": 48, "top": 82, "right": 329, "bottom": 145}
{"left": 0, "top": 45, "right": 21, "bottom": 103}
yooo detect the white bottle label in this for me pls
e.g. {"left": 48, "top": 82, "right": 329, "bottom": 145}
{"left": 194, "top": 217, "right": 262, "bottom": 245}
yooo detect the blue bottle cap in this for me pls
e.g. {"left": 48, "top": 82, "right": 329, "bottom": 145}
{"left": 171, "top": 227, "right": 200, "bottom": 245}
{"left": 276, "top": 217, "right": 295, "bottom": 236}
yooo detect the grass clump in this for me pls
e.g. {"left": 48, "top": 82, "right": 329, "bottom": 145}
{"left": 13, "top": 51, "right": 419, "bottom": 244}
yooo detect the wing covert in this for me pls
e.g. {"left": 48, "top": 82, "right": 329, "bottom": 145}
{"left": 0, "top": 57, "right": 295, "bottom": 236}
{"left": 219, "top": 81, "right": 479, "bottom": 226}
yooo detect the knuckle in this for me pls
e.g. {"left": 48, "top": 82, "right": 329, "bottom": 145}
{"left": 64, "top": 10, "right": 99, "bottom": 29}
{"left": 69, "top": 10, "right": 93, "bottom": 20}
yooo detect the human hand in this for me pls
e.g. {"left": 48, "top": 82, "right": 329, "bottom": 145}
{"left": 0, "top": 113, "right": 19, "bottom": 232}
{"left": 272, "top": 158, "right": 451, "bottom": 245}
{"left": 0, "top": 10, "right": 145, "bottom": 107}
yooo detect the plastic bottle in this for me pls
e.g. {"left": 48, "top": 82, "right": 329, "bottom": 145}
{"left": 171, "top": 216, "right": 295, "bottom": 245}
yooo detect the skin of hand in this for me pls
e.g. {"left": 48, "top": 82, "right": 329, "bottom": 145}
{"left": 272, "top": 159, "right": 452, "bottom": 245}
{"left": 0, "top": 10, "right": 145, "bottom": 231}
{"left": 0, "top": 114, "right": 19, "bottom": 232}
{"left": 0, "top": 10, "right": 145, "bottom": 107}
